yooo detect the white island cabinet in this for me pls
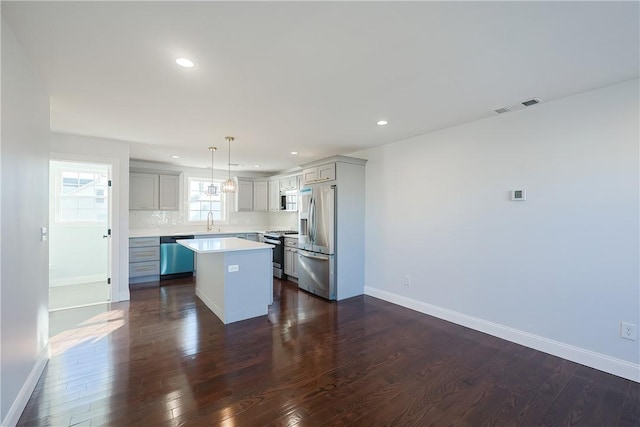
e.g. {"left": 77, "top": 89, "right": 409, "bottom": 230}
{"left": 177, "top": 238, "right": 273, "bottom": 324}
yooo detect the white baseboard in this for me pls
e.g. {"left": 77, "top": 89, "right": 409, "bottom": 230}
{"left": 364, "top": 286, "right": 640, "bottom": 383}
{"left": 1, "top": 344, "right": 50, "bottom": 427}
{"left": 49, "top": 274, "right": 105, "bottom": 287}
{"left": 196, "top": 288, "right": 225, "bottom": 323}
{"left": 116, "top": 289, "right": 130, "bottom": 303}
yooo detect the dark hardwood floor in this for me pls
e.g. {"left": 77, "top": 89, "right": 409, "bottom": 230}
{"left": 19, "top": 278, "right": 640, "bottom": 426}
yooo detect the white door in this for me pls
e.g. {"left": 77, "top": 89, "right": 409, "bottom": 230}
{"left": 49, "top": 160, "right": 111, "bottom": 311}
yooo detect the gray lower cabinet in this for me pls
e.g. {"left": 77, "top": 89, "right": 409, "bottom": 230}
{"left": 284, "top": 237, "right": 298, "bottom": 280}
{"left": 129, "top": 233, "right": 261, "bottom": 284}
{"left": 129, "top": 237, "right": 160, "bottom": 284}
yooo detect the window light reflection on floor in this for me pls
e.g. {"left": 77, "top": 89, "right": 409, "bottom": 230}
{"left": 49, "top": 309, "right": 125, "bottom": 357}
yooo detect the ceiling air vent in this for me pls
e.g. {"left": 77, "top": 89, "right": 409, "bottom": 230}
{"left": 494, "top": 107, "right": 511, "bottom": 114}
{"left": 522, "top": 98, "right": 541, "bottom": 107}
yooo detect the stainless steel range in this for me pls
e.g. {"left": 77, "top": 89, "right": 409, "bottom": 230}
{"left": 263, "top": 230, "right": 297, "bottom": 279}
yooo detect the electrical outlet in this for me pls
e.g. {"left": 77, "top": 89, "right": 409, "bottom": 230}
{"left": 403, "top": 275, "right": 411, "bottom": 287}
{"left": 620, "top": 322, "right": 637, "bottom": 341}
{"left": 228, "top": 265, "right": 239, "bottom": 272}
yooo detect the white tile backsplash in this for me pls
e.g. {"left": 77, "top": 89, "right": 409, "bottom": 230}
{"left": 130, "top": 210, "right": 297, "bottom": 232}
{"left": 129, "top": 210, "right": 184, "bottom": 228}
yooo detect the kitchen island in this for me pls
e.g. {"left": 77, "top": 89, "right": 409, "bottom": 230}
{"left": 177, "top": 238, "right": 273, "bottom": 324}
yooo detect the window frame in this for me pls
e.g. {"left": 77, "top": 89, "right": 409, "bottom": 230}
{"left": 52, "top": 164, "right": 110, "bottom": 226}
{"left": 186, "top": 175, "right": 229, "bottom": 224}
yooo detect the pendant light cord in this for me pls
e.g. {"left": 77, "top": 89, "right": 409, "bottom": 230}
{"left": 222, "top": 136, "right": 236, "bottom": 193}
{"left": 207, "top": 146, "right": 216, "bottom": 231}
{"left": 228, "top": 138, "right": 231, "bottom": 180}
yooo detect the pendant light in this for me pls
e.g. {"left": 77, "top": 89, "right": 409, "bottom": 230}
{"left": 207, "top": 146, "right": 218, "bottom": 196}
{"left": 221, "top": 136, "right": 237, "bottom": 193}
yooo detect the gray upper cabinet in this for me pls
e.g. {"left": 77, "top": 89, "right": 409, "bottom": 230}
{"left": 279, "top": 175, "right": 298, "bottom": 192}
{"left": 268, "top": 180, "right": 280, "bottom": 211}
{"left": 302, "top": 163, "right": 335, "bottom": 186}
{"left": 234, "top": 178, "right": 254, "bottom": 211}
{"left": 233, "top": 178, "right": 270, "bottom": 212}
{"left": 253, "top": 181, "right": 268, "bottom": 212}
{"left": 130, "top": 173, "right": 159, "bottom": 210}
{"left": 159, "top": 175, "right": 180, "bottom": 210}
{"left": 130, "top": 172, "right": 180, "bottom": 210}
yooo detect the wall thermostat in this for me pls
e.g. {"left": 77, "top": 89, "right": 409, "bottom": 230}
{"left": 511, "top": 190, "right": 526, "bottom": 201}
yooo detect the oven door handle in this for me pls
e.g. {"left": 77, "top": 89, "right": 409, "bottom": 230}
{"left": 264, "top": 238, "right": 281, "bottom": 245}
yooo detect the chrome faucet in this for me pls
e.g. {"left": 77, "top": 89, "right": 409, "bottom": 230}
{"left": 206, "top": 210, "right": 214, "bottom": 231}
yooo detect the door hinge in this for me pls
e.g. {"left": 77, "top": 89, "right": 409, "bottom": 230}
{"left": 107, "top": 277, "right": 111, "bottom": 284}
{"left": 108, "top": 180, "right": 112, "bottom": 187}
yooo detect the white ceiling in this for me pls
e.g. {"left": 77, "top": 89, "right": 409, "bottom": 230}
{"left": 3, "top": 1, "right": 638, "bottom": 173}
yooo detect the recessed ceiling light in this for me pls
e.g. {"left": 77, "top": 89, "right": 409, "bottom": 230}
{"left": 290, "top": 151, "right": 299, "bottom": 155}
{"left": 377, "top": 120, "right": 389, "bottom": 126}
{"left": 170, "top": 155, "right": 180, "bottom": 159}
{"left": 176, "top": 58, "right": 194, "bottom": 68}
{"left": 253, "top": 164, "right": 261, "bottom": 168}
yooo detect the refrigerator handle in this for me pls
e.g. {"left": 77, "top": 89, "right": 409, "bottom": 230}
{"left": 298, "top": 249, "right": 329, "bottom": 261}
{"left": 309, "top": 196, "right": 314, "bottom": 243}
{"left": 306, "top": 195, "right": 313, "bottom": 241}
{"left": 314, "top": 197, "right": 318, "bottom": 242}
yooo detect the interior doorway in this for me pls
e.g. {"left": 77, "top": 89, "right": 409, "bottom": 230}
{"left": 49, "top": 160, "right": 112, "bottom": 311}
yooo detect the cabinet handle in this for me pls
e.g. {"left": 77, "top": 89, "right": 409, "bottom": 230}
{"left": 310, "top": 177, "right": 330, "bottom": 183}
{"left": 134, "top": 266, "right": 156, "bottom": 272}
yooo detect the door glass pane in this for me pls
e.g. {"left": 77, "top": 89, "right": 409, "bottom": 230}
{"left": 49, "top": 160, "right": 111, "bottom": 311}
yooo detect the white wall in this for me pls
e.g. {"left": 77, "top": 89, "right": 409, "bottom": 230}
{"left": 355, "top": 79, "right": 640, "bottom": 381}
{"left": 50, "top": 133, "right": 130, "bottom": 302}
{"left": 267, "top": 211, "right": 297, "bottom": 231}
{"left": 1, "top": 18, "right": 51, "bottom": 425}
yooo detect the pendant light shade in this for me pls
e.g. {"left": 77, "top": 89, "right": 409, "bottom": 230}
{"left": 222, "top": 136, "right": 237, "bottom": 193}
{"left": 221, "top": 177, "right": 237, "bottom": 193}
{"left": 207, "top": 146, "right": 218, "bottom": 196}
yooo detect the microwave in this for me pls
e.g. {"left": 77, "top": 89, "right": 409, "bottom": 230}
{"left": 280, "top": 192, "right": 297, "bottom": 211}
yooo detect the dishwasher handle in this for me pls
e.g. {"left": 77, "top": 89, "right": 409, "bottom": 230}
{"left": 160, "top": 235, "right": 194, "bottom": 244}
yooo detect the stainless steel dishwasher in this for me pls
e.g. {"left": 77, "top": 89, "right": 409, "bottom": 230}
{"left": 160, "top": 235, "right": 195, "bottom": 280}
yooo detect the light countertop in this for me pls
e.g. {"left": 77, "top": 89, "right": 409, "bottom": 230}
{"left": 129, "top": 229, "right": 268, "bottom": 238}
{"left": 177, "top": 237, "right": 273, "bottom": 254}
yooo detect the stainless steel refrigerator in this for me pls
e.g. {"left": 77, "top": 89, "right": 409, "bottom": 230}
{"left": 298, "top": 185, "right": 336, "bottom": 300}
